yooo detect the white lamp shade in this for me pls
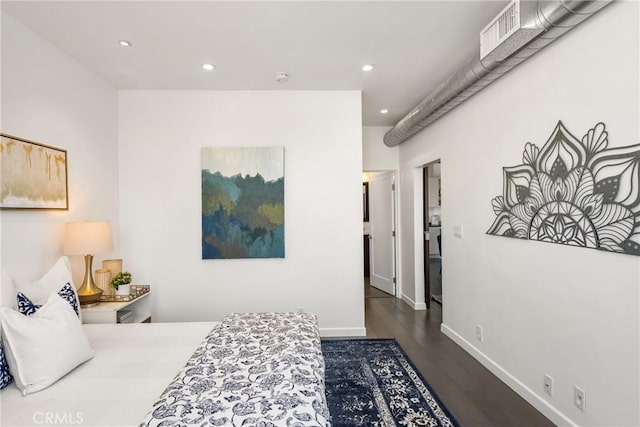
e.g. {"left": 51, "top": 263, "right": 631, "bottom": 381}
{"left": 63, "top": 221, "right": 114, "bottom": 255}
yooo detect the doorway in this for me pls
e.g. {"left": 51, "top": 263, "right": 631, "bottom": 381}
{"left": 423, "top": 161, "right": 442, "bottom": 308}
{"left": 363, "top": 171, "right": 397, "bottom": 298}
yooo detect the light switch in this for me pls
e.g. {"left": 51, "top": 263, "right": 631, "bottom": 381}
{"left": 453, "top": 225, "right": 463, "bottom": 238}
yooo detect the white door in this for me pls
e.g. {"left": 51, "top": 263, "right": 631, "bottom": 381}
{"left": 369, "top": 172, "right": 395, "bottom": 295}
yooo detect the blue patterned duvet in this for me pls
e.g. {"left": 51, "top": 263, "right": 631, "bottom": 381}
{"left": 141, "top": 313, "right": 331, "bottom": 426}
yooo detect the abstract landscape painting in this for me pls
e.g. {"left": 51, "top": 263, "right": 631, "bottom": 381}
{"left": 201, "top": 147, "right": 284, "bottom": 259}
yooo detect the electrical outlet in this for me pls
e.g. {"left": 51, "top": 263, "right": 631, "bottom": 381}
{"left": 574, "top": 386, "right": 586, "bottom": 412}
{"left": 543, "top": 374, "right": 553, "bottom": 396}
{"left": 297, "top": 307, "right": 305, "bottom": 313}
{"left": 475, "top": 325, "right": 483, "bottom": 342}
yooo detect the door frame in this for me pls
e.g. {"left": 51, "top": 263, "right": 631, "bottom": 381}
{"left": 412, "top": 160, "right": 441, "bottom": 310}
{"left": 423, "top": 166, "right": 431, "bottom": 309}
{"left": 363, "top": 169, "right": 399, "bottom": 298}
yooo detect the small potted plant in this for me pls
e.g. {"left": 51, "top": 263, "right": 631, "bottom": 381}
{"left": 110, "top": 271, "right": 132, "bottom": 296}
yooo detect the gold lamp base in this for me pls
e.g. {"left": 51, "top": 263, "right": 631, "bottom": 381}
{"left": 77, "top": 254, "right": 103, "bottom": 307}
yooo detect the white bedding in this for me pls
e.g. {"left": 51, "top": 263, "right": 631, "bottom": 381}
{"left": 1, "top": 322, "right": 217, "bottom": 427}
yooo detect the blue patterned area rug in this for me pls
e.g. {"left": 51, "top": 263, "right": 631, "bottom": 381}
{"left": 322, "top": 339, "right": 459, "bottom": 427}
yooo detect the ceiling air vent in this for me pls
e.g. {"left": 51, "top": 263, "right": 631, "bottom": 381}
{"left": 481, "top": 0, "right": 522, "bottom": 61}
{"left": 385, "top": 0, "right": 613, "bottom": 147}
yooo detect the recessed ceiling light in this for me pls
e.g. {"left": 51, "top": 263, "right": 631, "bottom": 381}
{"left": 119, "top": 40, "right": 132, "bottom": 47}
{"left": 362, "top": 64, "right": 374, "bottom": 72}
{"left": 380, "top": 109, "right": 389, "bottom": 114}
{"left": 202, "top": 63, "right": 216, "bottom": 71}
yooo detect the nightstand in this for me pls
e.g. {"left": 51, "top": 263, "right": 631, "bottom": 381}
{"left": 82, "top": 291, "right": 151, "bottom": 324}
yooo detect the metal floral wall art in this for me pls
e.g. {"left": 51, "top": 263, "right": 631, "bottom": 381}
{"left": 487, "top": 121, "right": 640, "bottom": 255}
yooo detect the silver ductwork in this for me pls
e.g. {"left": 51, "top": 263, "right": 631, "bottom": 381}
{"left": 383, "top": 0, "right": 614, "bottom": 147}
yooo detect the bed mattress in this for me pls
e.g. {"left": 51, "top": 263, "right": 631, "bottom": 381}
{"left": 1, "top": 322, "right": 217, "bottom": 427}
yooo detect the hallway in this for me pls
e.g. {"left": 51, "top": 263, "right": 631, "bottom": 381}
{"left": 365, "top": 296, "right": 553, "bottom": 427}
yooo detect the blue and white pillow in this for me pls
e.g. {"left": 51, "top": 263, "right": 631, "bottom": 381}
{"left": 12, "top": 257, "right": 82, "bottom": 323}
{"left": 0, "top": 343, "right": 12, "bottom": 390}
{"left": 17, "top": 283, "right": 80, "bottom": 318}
{"left": 16, "top": 292, "right": 40, "bottom": 316}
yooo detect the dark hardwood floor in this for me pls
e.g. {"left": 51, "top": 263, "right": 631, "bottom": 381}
{"left": 365, "top": 287, "right": 555, "bottom": 427}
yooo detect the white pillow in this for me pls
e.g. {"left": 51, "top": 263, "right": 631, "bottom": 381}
{"left": 0, "top": 293, "right": 95, "bottom": 396}
{"left": 1, "top": 270, "right": 16, "bottom": 309}
{"left": 12, "top": 256, "right": 82, "bottom": 323}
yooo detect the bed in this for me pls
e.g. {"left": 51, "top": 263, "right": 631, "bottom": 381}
{"left": 2, "top": 314, "right": 331, "bottom": 427}
{"left": 1, "top": 258, "right": 330, "bottom": 426}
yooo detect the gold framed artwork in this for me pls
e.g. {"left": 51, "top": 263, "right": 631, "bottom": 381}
{"left": 0, "top": 133, "right": 68, "bottom": 210}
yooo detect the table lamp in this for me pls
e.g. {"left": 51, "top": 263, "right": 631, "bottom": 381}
{"left": 63, "top": 221, "right": 114, "bottom": 306}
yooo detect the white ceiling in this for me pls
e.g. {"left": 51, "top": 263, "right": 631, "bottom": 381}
{"left": 2, "top": 1, "right": 509, "bottom": 126}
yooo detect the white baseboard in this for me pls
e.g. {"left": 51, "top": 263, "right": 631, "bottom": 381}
{"left": 319, "top": 327, "right": 366, "bottom": 337}
{"left": 400, "top": 293, "right": 427, "bottom": 310}
{"left": 440, "top": 324, "right": 576, "bottom": 427}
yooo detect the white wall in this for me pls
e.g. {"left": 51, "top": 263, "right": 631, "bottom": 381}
{"left": 363, "top": 126, "right": 398, "bottom": 171}
{"left": 0, "top": 13, "right": 119, "bottom": 285}
{"left": 118, "top": 91, "right": 365, "bottom": 336}
{"left": 398, "top": 3, "right": 639, "bottom": 426}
